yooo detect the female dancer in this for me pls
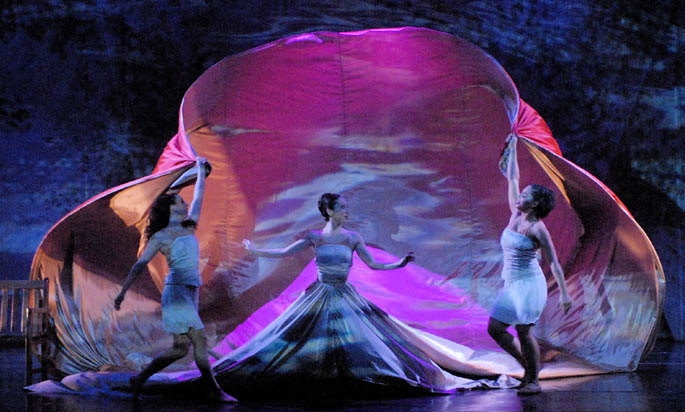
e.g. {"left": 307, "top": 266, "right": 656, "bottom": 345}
{"left": 215, "top": 193, "right": 462, "bottom": 399}
{"left": 488, "top": 135, "right": 572, "bottom": 394}
{"left": 114, "top": 158, "right": 236, "bottom": 402}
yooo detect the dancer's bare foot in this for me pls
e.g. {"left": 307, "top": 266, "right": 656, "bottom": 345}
{"left": 129, "top": 375, "right": 144, "bottom": 394}
{"left": 515, "top": 373, "right": 530, "bottom": 389}
{"left": 517, "top": 381, "right": 541, "bottom": 395}
{"left": 207, "top": 389, "right": 238, "bottom": 403}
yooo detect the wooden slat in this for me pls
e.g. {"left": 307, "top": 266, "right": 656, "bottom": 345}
{"left": 11, "top": 289, "right": 21, "bottom": 332}
{"left": 34, "top": 288, "right": 41, "bottom": 311}
{"left": 1, "top": 288, "right": 10, "bottom": 333}
{"left": 33, "top": 288, "right": 42, "bottom": 337}
{"left": 20, "top": 288, "right": 29, "bottom": 333}
{"left": 25, "top": 307, "right": 33, "bottom": 386}
{"left": 0, "top": 280, "right": 46, "bottom": 289}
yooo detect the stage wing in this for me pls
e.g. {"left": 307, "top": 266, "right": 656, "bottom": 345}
{"left": 31, "top": 27, "right": 663, "bottom": 378}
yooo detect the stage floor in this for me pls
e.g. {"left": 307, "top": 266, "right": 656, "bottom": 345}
{"left": 1, "top": 339, "right": 682, "bottom": 412}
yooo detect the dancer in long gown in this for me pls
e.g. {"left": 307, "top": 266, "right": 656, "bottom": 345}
{"left": 218, "top": 193, "right": 462, "bottom": 399}
{"left": 488, "top": 135, "right": 572, "bottom": 395}
{"left": 114, "top": 158, "right": 236, "bottom": 403}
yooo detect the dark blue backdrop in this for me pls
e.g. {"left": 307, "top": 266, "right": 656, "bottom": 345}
{"left": 1, "top": 0, "right": 681, "bottom": 339}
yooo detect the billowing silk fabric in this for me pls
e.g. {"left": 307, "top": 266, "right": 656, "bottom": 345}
{"left": 30, "top": 27, "right": 664, "bottom": 391}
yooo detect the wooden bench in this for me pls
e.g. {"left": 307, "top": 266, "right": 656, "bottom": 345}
{"left": 0, "top": 278, "right": 53, "bottom": 385}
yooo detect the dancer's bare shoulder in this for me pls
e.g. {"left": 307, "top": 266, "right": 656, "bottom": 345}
{"left": 148, "top": 228, "right": 190, "bottom": 255}
{"left": 528, "top": 220, "right": 551, "bottom": 247}
{"left": 344, "top": 230, "right": 365, "bottom": 247}
{"left": 150, "top": 228, "right": 174, "bottom": 245}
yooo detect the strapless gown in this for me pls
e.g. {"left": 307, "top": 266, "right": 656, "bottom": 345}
{"left": 490, "top": 229, "right": 548, "bottom": 325}
{"left": 213, "top": 242, "right": 463, "bottom": 398}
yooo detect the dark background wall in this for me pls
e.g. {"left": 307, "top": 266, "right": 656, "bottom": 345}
{"left": 1, "top": 0, "right": 682, "bottom": 339}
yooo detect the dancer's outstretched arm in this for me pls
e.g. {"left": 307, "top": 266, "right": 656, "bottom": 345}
{"left": 352, "top": 232, "right": 414, "bottom": 270}
{"left": 186, "top": 157, "right": 209, "bottom": 224}
{"left": 242, "top": 238, "right": 311, "bottom": 258}
{"left": 505, "top": 134, "right": 520, "bottom": 214}
{"left": 114, "top": 236, "right": 163, "bottom": 310}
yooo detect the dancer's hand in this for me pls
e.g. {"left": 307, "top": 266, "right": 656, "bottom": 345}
{"left": 560, "top": 292, "right": 571, "bottom": 313}
{"left": 114, "top": 291, "right": 125, "bottom": 311}
{"left": 399, "top": 252, "right": 415, "bottom": 267}
{"left": 242, "top": 239, "right": 254, "bottom": 253}
{"left": 506, "top": 133, "right": 517, "bottom": 146}
{"left": 196, "top": 157, "right": 212, "bottom": 176}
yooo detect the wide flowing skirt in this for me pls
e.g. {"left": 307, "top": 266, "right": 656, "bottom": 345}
{"left": 213, "top": 280, "right": 463, "bottom": 399}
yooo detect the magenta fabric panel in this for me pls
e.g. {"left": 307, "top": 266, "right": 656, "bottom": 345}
{"left": 513, "top": 99, "right": 561, "bottom": 156}
{"left": 151, "top": 132, "right": 197, "bottom": 174}
{"left": 30, "top": 27, "right": 662, "bottom": 380}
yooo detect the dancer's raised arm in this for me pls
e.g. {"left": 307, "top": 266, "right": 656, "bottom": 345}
{"left": 243, "top": 237, "right": 312, "bottom": 258}
{"left": 505, "top": 134, "right": 520, "bottom": 214}
{"left": 186, "top": 157, "right": 209, "bottom": 224}
{"left": 352, "top": 232, "right": 415, "bottom": 270}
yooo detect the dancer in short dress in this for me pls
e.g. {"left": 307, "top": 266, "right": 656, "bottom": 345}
{"left": 488, "top": 135, "right": 572, "bottom": 395}
{"left": 114, "top": 157, "right": 236, "bottom": 403}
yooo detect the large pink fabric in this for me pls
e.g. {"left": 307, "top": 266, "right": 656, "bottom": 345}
{"left": 31, "top": 27, "right": 663, "bottom": 380}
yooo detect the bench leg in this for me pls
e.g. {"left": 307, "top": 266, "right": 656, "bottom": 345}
{"left": 25, "top": 311, "right": 33, "bottom": 386}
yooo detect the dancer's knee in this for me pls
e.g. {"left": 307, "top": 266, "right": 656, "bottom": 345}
{"left": 515, "top": 324, "right": 533, "bottom": 339}
{"left": 487, "top": 324, "right": 498, "bottom": 339}
{"left": 488, "top": 317, "right": 507, "bottom": 338}
{"left": 187, "top": 327, "right": 209, "bottom": 349}
{"left": 171, "top": 337, "right": 191, "bottom": 358}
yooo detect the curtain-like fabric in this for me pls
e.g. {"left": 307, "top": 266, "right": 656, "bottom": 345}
{"left": 31, "top": 27, "right": 663, "bottom": 380}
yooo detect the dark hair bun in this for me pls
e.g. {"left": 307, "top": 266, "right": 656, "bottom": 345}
{"left": 318, "top": 193, "right": 340, "bottom": 221}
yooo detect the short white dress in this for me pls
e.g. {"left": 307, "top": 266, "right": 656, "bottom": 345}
{"left": 491, "top": 229, "right": 547, "bottom": 325}
{"left": 160, "top": 235, "right": 204, "bottom": 334}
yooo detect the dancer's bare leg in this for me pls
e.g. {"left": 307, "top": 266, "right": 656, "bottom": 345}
{"left": 131, "top": 334, "right": 191, "bottom": 391}
{"left": 515, "top": 324, "right": 541, "bottom": 394}
{"left": 186, "top": 327, "right": 237, "bottom": 402}
{"left": 208, "top": 349, "right": 223, "bottom": 360}
{"left": 488, "top": 317, "right": 528, "bottom": 385}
